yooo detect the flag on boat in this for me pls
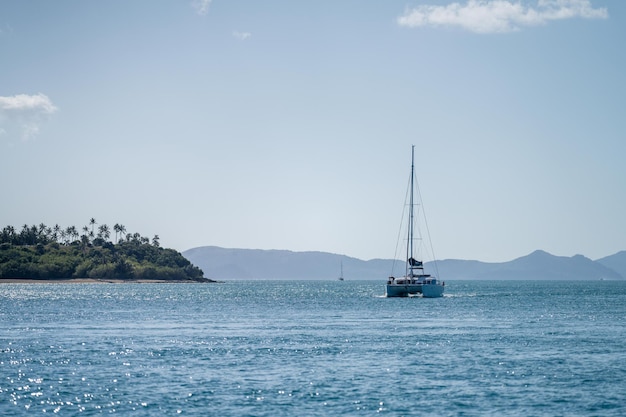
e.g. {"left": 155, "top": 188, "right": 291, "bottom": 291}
{"left": 408, "top": 258, "right": 422, "bottom": 267}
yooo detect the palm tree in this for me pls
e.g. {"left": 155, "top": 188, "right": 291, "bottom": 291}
{"left": 53, "top": 224, "right": 61, "bottom": 243}
{"left": 1, "top": 227, "right": 9, "bottom": 244}
{"left": 35, "top": 223, "right": 48, "bottom": 244}
{"left": 1, "top": 226, "right": 16, "bottom": 244}
{"left": 114, "top": 223, "right": 121, "bottom": 243}
{"left": 99, "top": 224, "right": 111, "bottom": 242}
{"left": 21, "top": 224, "right": 29, "bottom": 243}
{"left": 66, "top": 226, "right": 79, "bottom": 244}
{"left": 128, "top": 232, "right": 139, "bottom": 243}
{"left": 20, "top": 224, "right": 36, "bottom": 245}
{"left": 30, "top": 225, "right": 40, "bottom": 245}
{"left": 80, "top": 234, "right": 90, "bottom": 253}
{"left": 6, "top": 225, "right": 15, "bottom": 243}
{"left": 89, "top": 218, "right": 97, "bottom": 236}
{"left": 152, "top": 235, "right": 160, "bottom": 247}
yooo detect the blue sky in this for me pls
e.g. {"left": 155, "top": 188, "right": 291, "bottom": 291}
{"left": 1, "top": 0, "right": 624, "bottom": 262}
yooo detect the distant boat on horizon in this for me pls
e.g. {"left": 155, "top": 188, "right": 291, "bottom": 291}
{"left": 385, "top": 146, "right": 444, "bottom": 298}
{"left": 338, "top": 260, "right": 344, "bottom": 281}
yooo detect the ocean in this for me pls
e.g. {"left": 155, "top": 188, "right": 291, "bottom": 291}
{"left": 1, "top": 280, "right": 625, "bottom": 416}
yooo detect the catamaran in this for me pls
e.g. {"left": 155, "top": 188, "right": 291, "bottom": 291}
{"left": 385, "top": 146, "right": 444, "bottom": 298}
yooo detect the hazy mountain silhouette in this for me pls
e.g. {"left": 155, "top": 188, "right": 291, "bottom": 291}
{"left": 183, "top": 246, "right": 624, "bottom": 281}
{"left": 436, "top": 250, "right": 622, "bottom": 280}
{"left": 596, "top": 251, "right": 626, "bottom": 280}
{"left": 182, "top": 246, "right": 394, "bottom": 280}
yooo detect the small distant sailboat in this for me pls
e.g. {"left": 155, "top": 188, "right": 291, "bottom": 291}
{"left": 338, "top": 261, "right": 344, "bottom": 281}
{"left": 385, "top": 146, "right": 444, "bottom": 298}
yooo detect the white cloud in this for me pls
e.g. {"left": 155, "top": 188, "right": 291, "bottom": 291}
{"left": 233, "top": 31, "right": 252, "bottom": 41}
{"left": 397, "top": 0, "right": 608, "bottom": 34}
{"left": 192, "top": 0, "right": 212, "bottom": 16}
{"left": 0, "top": 93, "right": 57, "bottom": 113}
{"left": 0, "top": 93, "right": 58, "bottom": 141}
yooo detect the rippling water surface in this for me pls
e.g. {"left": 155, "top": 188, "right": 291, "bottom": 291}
{"left": 1, "top": 280, "right": 625, "bottom": 416}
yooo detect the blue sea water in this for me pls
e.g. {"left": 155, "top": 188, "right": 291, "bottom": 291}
{"left": 1, "top": 280, "right": 625, "bottom": 416}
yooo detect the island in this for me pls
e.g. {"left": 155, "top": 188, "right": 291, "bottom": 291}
{"left": 0, "top": 221, "right": 215, "bottom": 283}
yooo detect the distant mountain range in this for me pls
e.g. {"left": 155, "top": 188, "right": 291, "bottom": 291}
{"left": 183, "top": 246, "right": 626, "bottom": 281}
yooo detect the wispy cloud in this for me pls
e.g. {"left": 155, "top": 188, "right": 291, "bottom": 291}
{"left": 0, "top": 93, "right": 58, "bottom": 141}
{"left": 192, "top": 0, "right": 212, "bottom": 16}
{"left": 397, "top": 0, "right": 608, "bottom": 34}
{"left": 233, "top": 31, "right": 252, "bottom": 41}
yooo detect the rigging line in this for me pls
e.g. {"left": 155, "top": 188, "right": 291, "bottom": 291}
{"left": 391, "top": 173, "right": 411, "bottom": 278}
{"left": 413, "top": 171, "right": 441, "bottom": 280}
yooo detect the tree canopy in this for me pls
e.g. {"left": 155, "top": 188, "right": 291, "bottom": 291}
{"left": 0, "top": 221, "right": 208, "bottom": 281}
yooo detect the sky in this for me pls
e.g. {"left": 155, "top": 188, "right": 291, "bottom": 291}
{"left": 1, "top": 0, "right": 624, "bottom": 263}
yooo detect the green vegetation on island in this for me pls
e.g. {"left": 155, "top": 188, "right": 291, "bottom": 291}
{"left": 0, "top": 220, "right": 210, "bottom": 282}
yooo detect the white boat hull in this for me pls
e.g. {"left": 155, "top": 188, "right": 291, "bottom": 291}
{"left": 385, "top": 283, "right": 423, "bottom": 297}
{"left": 386, "top": 279, "right": 444, "bottom": 298}
{"left": 421, "top": 283, "right": 445, "bottom": 298}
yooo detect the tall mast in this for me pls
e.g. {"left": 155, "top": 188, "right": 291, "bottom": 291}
{"left": 407, "top": 145, "right": 415, "bottom": 277}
